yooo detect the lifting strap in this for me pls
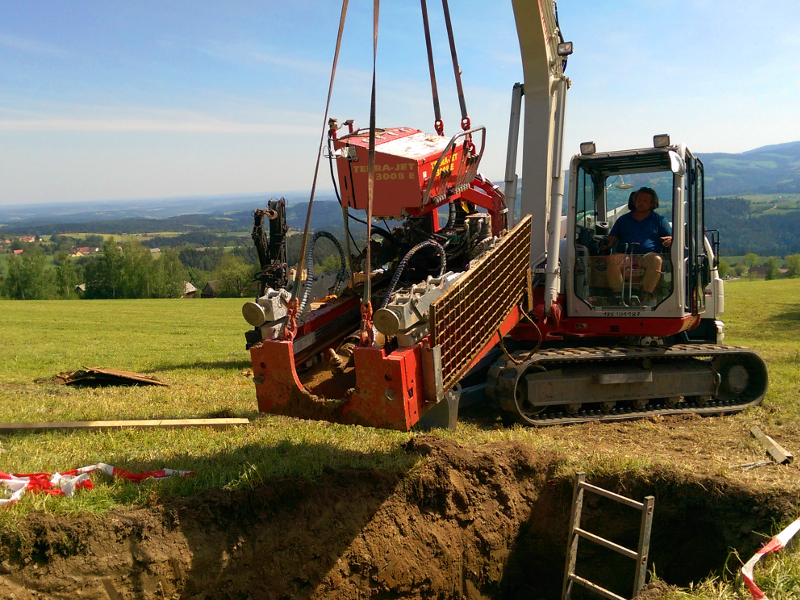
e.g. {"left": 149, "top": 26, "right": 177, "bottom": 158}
{"left": 284, "top": 0, "right": 349, "bottom": 340}
{"left": 361, "top": 0, "right": 380, "bottom": 346}
{"left": 420, "top": 0, "right": 443, "bottom": 136}
{"left": 441, "top": 0, "right": 470, "bottom": 131}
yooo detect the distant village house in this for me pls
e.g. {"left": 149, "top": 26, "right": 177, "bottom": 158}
{"left": 71, "top": 247, "right": 100, "bottom": 257}
{"left": 182, "top": 282, "right": 197, "bottom": 298}
{"left": 201, "top": 280, "right": 222, "bottom": 298}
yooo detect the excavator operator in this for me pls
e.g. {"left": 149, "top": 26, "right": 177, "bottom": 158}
{"left": 599, "top": 187, "right": 673, "bottom": 306}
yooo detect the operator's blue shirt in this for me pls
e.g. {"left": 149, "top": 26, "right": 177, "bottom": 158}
{"left": 609, "top": 211, "right": 672, "bottom": 253}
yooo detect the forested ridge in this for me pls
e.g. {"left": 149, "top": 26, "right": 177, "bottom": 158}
{"left": 706, "top": 197, "right": 800, "bottom": 255}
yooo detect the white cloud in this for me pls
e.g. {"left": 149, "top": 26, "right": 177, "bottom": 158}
{"left": 0, "top": 106, "right": 320, "bottom": 135}
{"left": 0, "top": 116, "right": 315, "bottom": 134}
{"left": 199, "top": 40, "right": 329, "bottom": 76}
{"left": 0, "top": 33, "right": 67, "bottom": 57}
{"left": 780, "top": 30, "right": 800, "bottom": 48}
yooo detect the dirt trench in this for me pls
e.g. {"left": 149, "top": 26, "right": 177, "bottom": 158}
{"left": 0, "top": 437, "right": 794, "bottom": 600}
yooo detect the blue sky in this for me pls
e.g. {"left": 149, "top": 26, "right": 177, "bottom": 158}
{"left": 2, "top": 0, "right": 799, "bottom": 205}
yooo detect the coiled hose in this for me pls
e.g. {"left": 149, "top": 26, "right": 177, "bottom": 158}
{"left": 297, "top": 231, "right": 348, "bottom": 314}
{"left": 381, "top": 239, "right": 446, "bottom": 308}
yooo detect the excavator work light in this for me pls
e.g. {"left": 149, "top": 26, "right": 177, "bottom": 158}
{"left": 580, "top": 141, "right": 596, "bottom": 155}
{"left": 653, "top": 134, "right": 670, "bottom": 148}
{"left": 557, "top": 41, "right": 573, "bottom": 56}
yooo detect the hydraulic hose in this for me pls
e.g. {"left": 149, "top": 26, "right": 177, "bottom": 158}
{"left": 297, "top": 231, "right": 348, "bottom": 314}
{"left": 381, "top": 239, "right": 446, "bottom": 308}
{"left": 445, "top": 201, "right": 456, "bottom": 228}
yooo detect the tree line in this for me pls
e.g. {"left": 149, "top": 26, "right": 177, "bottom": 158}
{"left": 0, "top": 229, "right": 350, "bottom": 300}
{"left": 719, "top": 253, "right": 800, "bottom": 281}
{"left": 1, "top": 239, "right": 190, "bottom": 300}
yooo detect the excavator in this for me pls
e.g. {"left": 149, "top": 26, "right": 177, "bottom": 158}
{"left": 243, "top": 0, "right": 767, "bottom": 430}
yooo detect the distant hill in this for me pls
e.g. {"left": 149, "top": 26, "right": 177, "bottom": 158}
{"left": 0, "top": 191, "right": 335, "bottom": 227}
{"left": 0, "top": 200, "right": 349, "bottom": 237}
{"left": 699, "top": 141, "right": 800, "bottom": 196}
{"left": 2, "top": 140, "right": 800, "bottom": 242}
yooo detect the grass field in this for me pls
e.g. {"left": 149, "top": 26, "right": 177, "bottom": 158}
{"left": 0, "top": 281, "right": 799, "bottom": 596}
{"left": 1, "top": 280, "right": 798, "bottom": 498}
{"left": 0, "top": 298, "right": 419, "bottom": 514}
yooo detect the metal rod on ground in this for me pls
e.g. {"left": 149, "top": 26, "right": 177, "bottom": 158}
{"left": 0, "top": 419, "right": 250, "bottom": 432}
{"left": 751, "top": 425, "right": 794, "bottom": 465}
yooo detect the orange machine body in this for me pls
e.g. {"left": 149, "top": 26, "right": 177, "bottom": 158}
{"left": 333, "top": 127, "right": 464, "bottom": 218}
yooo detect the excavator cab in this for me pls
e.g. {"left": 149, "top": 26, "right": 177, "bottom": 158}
{"left": 565, "top": 139, "right": 708, "bottom": 334}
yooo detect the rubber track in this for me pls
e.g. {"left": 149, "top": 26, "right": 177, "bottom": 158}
{"left": 486, "top": 344, "right": 768, "bottom": 426}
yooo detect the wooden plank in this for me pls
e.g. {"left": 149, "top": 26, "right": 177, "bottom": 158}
{"left": 0, "top": 419, "right": 250, "bottom": 432}
{"left": 55, "top": 367, "right": 168, "bottom": 387}
{"left": 83, "top": 366, "right": 168, "bottom": 385}
{"left": 751, "top": 426, "right": 794, "bottom": 465}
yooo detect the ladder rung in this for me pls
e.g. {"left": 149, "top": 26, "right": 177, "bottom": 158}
{"left": 575, "top": 527, "right": 638, "bottom": 560}
{"left": 570, "top": 574, "right": 628, "bottom": 600}
{"left": 579, "top": 481, "right": 644, "bottom": 510}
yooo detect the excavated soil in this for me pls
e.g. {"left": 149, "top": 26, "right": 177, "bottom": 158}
{"left": 0, "top": 436, "right": 797, "bottom": 600}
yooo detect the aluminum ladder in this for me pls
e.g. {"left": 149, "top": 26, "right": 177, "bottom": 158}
{"left": 562, "top": 473, "right": 655, "bottom": 600}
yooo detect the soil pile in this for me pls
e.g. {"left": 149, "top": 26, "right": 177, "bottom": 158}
{"left": 0, "top": 437, "right": 795, "bottom": 599}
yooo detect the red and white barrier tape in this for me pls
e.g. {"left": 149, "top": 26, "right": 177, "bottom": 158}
{"left": 741, "top": 517, "right": 800, "bottom": 600}
{"left": 0, "top": 463, "right": 194, "bottom": 507}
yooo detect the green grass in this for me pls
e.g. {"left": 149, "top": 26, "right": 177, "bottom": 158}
{"left": 1, "top": 282, "right": 797, "bottom": 485}
{"left": 0, "top": 295, "right": 548, "bottom": 515}
{"left": 663, "top": 535, "right": 800, "bottom": 600}
{"left": 0, "top": 283, "right": 799, "bottom": 597}
{"left": 721, "top": 279, "right": 800, "bottom": 424}
{"left": 1, "top": 282, "right": 798, "bottom": 474}
{"left": 0, "top": 298, "right": 421, "bottom": 516}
